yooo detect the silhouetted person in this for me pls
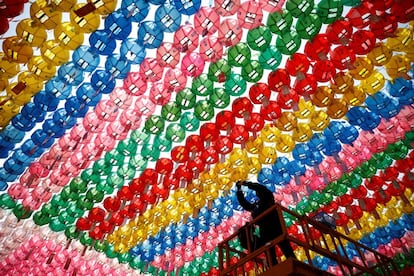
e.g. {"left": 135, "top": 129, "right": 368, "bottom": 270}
{"left": 236, "top": 181, "right": 295, "bottom": 266}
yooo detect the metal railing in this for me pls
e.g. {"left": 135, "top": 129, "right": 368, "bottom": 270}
{"left": 218, "top": 203, "right": 399, "bottom": 276}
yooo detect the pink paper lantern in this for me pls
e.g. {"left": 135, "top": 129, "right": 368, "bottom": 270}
{"left": 193, "top": 7, "right": 220, "bottom": 36}
{"left": 174, "top": 24, "right": 199, "bottom": 52}
{"left": 199, "top": 36, "right": 223, "bottom": 62}
{"left": 139, "top": 58, "right": 164, "bottom": 82}
{"left": 181, "top": 52, "right": 205, "bottom": 77}
{"left": 218, "top": 18, "right": 242, "bottom": 47}
{"left": 164, "top": 67, "right": 188, "bottom": 90}
{"left": 123, "top": 72, "right": 148, "bottom": 96}
{"left": 237, "top": 1, "right": 263, "bottom": 29}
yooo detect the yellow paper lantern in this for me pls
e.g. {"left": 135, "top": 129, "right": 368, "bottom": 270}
{"left": 260, "top": 124, "right": 281, "bottom": 143}
{"left": 41, "top": 40, "right": 70, "bottom": 66}
{"left": 16, "top": 19, "right": 48, "bottom": 47}
{"left": 386, "top": 28, "right": 413, "bottom": 52}
{"left": 230, "top": 167, "right": 249, "bottom": 182}
{"left": 54, "top": 22, "right": 85, "bottom": 50}
{"left": 0, "top": 77, "right": 8, "bottom": 91}
{"left": 294, "top": 98, "right": 315, "bottom": 119}
{"left": 367, "top": 43, "right": 393, "bottom": 66}
{"left": 214, "top": 160, "right": 232, "bottom": 175}
{"left": 385, "top": 55, "right": 411, "bottom": 80}
{"left": 311, "top": 86, "right": 334, "bottom": 107}
{"left": 228, "top": 148, "right": 249, "bottom": 167}
{"left": 292, "top": 123, "right": 313, "bottom": 142}
{"left": 326, "top": 98, "right": 348, "bottom": 119}
{"left": 30, "top": 0, "right": 63, "bottom": 30}
{"left": 275, "top": 111, "right": 297, "bottom": 131}
{"left": 0, "top": 53, "right": 20, "bottom": 78}
{"left": 50, "top": 0, "right": 77, "bottom": 12}
{"left": 70, "top": 3, "right": 101, "bottom": 33}
{"left": 2, "top": 37, "right": 34, "bottom": 64}
{"left": 330, "top": 72, "right": 354, "bottom": 94}
{"left": 245, "top": 157, "right": 262, "bottom": 175}
{"left": 343, "top": 87, "right": 366, "bottom": 106}
{"left": 28, "top": 56, "right": 57, "bottom": 80}
{"left": 245, "top": 136, "right": 263, "bottom": 154}
{"left": 308, "top": 110, "right": 330, "bottom": 131}
{"left": 348, "top": 57, "right": 374, "bottom": 80}
{"left": 276, "top": 134, "right": 295, "bottom": 153}
{"left": 258, "top": 146, "right": 277, "bottom": 165}
{"left": 360, "top": 71, "right": 385, "bottom": 95}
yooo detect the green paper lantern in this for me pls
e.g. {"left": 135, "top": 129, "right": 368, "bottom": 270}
{"left": 166, "top": 123, "right": 186, "bottom": 142}
{"left": 0, "top": 193, "right": 16, "bottom": 209}
{"left": 247, "top": 26, "right": 272, "bottom": 52}
{"left": 385, "top": 141, "right": 409, "bottom": 160}
{"left": 191, "top": 73, "right": 214, "bottom": 96}
{"left": 130, "top": 130, "right": 151, "bottom": 145}
{"left": 317, "top": 0, "right": 343, "bottom": 24}
{"left": 161, "top": 102, "right": 182, "bottom": 122}
{"left": 267, "top": 10, "right": 293, "bottom": 34}
{"left": 286, "top": 0, "right": 314, "bottom": 18}
{"left": 241, "top": 60, "right": 263, "bottom": 83}
{"left": 117, "top": 252, "right": 132, "bottom": 264}
{"left": 129, "top": 256, "right": 145, "bottom": 270}
{"left": 76, "top": 198, "right": 94, "bottom": 211}
{"left": 128, "top": 156, "right": 148, "bottom": 171}
{"left": 117, "top": 164, "right": 136, "bottom": 180}
{"left": 368, "top": 152, "right": 393, "bottom": 169}
{"left": 80, "top": 232, "right": 93, "bottom": 247}
{"left": 65, "top": 225, "right": 80, "bottom": 240}
{"left": 259, "top": 45, "right": 282, "bottom": 71}
{"left": 208, "top": 59, "right": 231, "bottom": 82}
{"left": 58, "top": 212, "right": 75, "bottom": 225}
{"left": 106, "top": 173, "right": 125, "bottom": 189}
{"left": 105, "top": 244, "right": 118, "bottom": 259}
{"left": 194, "top": 100, "right": 215, "bottom": 121}
{"left": 33, "top": 211, "right": 50, "bottom": 226}
{"left": 43, "top": 202, "right": 59, "bottom": 217}
{"left": 141, "top": 143, "right": 161, "bottom": 161}
{"left": 80, "top": 168, "right": 101, "bottom": 184}
{"left": 176, "top": 88, "right": 196, "bottom": 110}
{"left": 180, "top": 112, "right": 200, "bottom": 132}
{"left": 225, "top": 73, "right": 246, "bottom": 96}
{"left": 228, "top": 43, "right": 251, "bottom": 67}
{"left": 209, "top": 87, "right": 231, "bottom": 109}
{"left": 97, "top": 182, "right": 115, "bottom": 194}
{"left": 355, "top": 162, "right": 377, "bottom": 179}
{"left": 341, "top": 0, "right": 361, "bottom": 7}
{"left": 296, "top": 13, "right": 322, "bottom": 40}
{"left": 94, "top": 240, "right": 108, "bottom": 252}
{"left": 117, "top": 140, "right": 138, "bottom": 156}
{"left": 50, "top": 218, "right": 66, "bottom": 232}
{"left": 69, "top": 178, "right": 88, "bottom": 194}
{"left": 144, "top": 115, "right": 165, "bottom": 135}
{"left": 276, "top": 31, "right": 301, "bottom": 55}
{"left": 86, "top": 188, "right": 104, "bottom": 203}
{"left": 92, "top": 159, "right": 113, "bottom": 175}
{"left": 153, "top": 133, "right": 173, "bottom": 152}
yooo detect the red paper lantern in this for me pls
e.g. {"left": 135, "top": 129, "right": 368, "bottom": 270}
{"left": 260, "top": 100, "right": 281, "bottom": 121}
{"left": 249, "top": 82, "right": 271, "bottom": 104}
{"left": 232, "top": 97, "right": 253, "bottom": 118}
{"left": 285, "top": 53, "right": 310, "bottom": 76}
{"left": 349, "top": 30, "right": 376, "bottom": 55}
{"left": 268, "top": 69, "right": 290, "bottom": 92}
{"left": 304, "top": 34, "right": 331, "bottom": 61}
{"left": 215, "top": 110, "right": 236, "bottom": 131}
{"left": 200, "top": 123, "right": 220, "bottom": 142}
{"left": 330, "top": 45, "right": 356, "bottom": 70}
{"left": 214, "top": 135, "right": 234, "bottom": 155}
{"left": 325, "top": 20, "right": 353, "bottom": 45}
{"left": 312, "top": 60, "right": 336, "bottom": 83}
{"left": 346, "top": 2, "right": 374, "bottom": 29}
